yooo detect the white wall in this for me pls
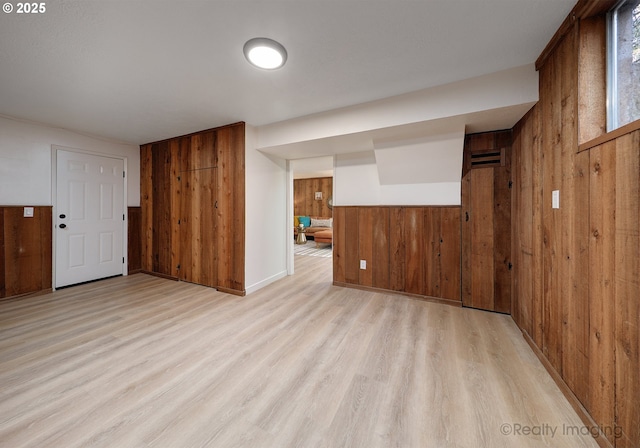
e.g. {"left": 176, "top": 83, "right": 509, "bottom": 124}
{"left": 0, "top": 115, "right": 140, "bottom": 206}
{"left": 257, "top": 65, "right": 538, "bottom": 150}
{"left": 244, "top": 124, "right": 288, "bottom": 294}
{"left": 335, "top": 151, "right": 461, "bottom": 206}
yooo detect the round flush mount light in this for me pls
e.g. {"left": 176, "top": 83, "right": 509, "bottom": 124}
{"left": 243, "top": 38, "right": 287, "bottom": 70}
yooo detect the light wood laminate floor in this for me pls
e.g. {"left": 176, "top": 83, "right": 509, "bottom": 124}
{"left": 1, "top": 255, "right": 598, "bottom": 447}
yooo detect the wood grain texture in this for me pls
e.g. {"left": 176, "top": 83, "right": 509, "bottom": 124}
{"left": 424, "top": 207, "right": 441, "bottom": 298}
{"left": 540, "top": 38, "right": 564, "bottom": 374}
{"left": 512, "top": 13, "right": 640, "bottom": 445}
{"left": 127, "top": 207, "right": 142, "bottom": 274}
{"left": 404, "top": 208, "right": 424, "bottom": 295}
{"left": 577, "top": 16, "right": 606, "bottom": 145}
{"left": 334, "top": 206, "right": 460, "bottom": 303}
{"left": 512, "top": 105, "right": 544, "bottom": 347}
{"left": 0, "top": 206, "right": 52, "bottom": 299}
{"left": 371, "top": 207, "right": 390, "bottom": 291}
{"left": 614, "top": 131, "right": 640, "bottom": 448}
{"left": 293, "top": 177, "right": 333, "bottom": 218}
{"left": 0, "top": 259, "right": 600, "bottom": 448}
{"left": 150, "top": 140, "right": 174, "bottom": 277}
{"left": 462, "top": 131, "right": 512, "bottom": 313}
{"left": 469, "top": 167, "right": 495, "bottom": 310}
{"left": 588, "top": 142, "right": 616, "bottom": 444}
{"left": 140, "top": 123, "right": 245, "bottom": 295}
{"left": 440, "top": 207, "right": 461, "bottom": 301}
{"left": 389, "top": 207, "right": 405, "bottom": 292}
{"left": 357, "top": 207, "right": 373, "bottom": 287}
{"left": 332, "top": 207, "right": 346, "bottom": 284}
{"left": 140, "top": 144, "right": 153, "bottom": 272}
{"left": 215, "top": 123, "right": 245, "bottom": 294}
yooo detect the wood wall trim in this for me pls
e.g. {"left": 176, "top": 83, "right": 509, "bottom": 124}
{"left": 141, "top": 270, "right": 178, "bottom": 281}
{"left": 216, "top": 286, "right": 246, "bottom": 297}
{"left": 535, "top": 0, "right": 617, "bottom": 71}
{"left": 521, "top": 331, "right": 614, "bottom": 448}
{"left": 578, "top": 119, "right": 640, "bottom": 152}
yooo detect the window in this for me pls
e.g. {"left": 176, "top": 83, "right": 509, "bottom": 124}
{"left": 607, "top": 0, "right": 640, "bottom": 131}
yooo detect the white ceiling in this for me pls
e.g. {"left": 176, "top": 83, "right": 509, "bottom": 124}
{"left": 0, "top": 0, "right": 575, "bottom": 146}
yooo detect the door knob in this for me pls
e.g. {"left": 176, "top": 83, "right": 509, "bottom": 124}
{"left": 59, "top": 223, "right": 67, "bottom": 229}
{"left": 59, "top": 214, "right": 66, "bottom": 219}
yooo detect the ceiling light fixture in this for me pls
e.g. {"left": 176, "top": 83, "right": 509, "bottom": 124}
{"left": 243, "top": 38, "right": 287, "bottom": 70}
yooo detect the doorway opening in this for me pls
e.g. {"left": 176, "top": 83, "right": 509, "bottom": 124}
{"left": 290, "top": 157, "right": 334, "bottom": 273}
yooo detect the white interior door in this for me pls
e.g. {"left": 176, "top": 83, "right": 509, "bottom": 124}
{"left": 56, "top": 150, "right": 125, "bottom": 288}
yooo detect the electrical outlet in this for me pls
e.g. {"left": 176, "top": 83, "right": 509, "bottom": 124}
{"left": 23, "top": 207, "right": 34, "bottom": 218}
{"left": 552, "top": 190, "right": 560, "bottom": 209}
{"left": 360, "top": 260, "right": 366, "bottom": 270}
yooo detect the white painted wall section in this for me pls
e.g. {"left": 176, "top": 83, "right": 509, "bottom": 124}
{"left": 373, "top": 129, "right": 464, "bottom": 185}
{"left": 244, "top": 124, "right": 288, "bottom": 294}
{"left": 0, "top": 115, "right": 139, "bottom": 206}
{"left": 335, "top": 150, "right": 461, "bottom": 206}
{"left": 257, "top": 64, "right": 538, "bottom": 150}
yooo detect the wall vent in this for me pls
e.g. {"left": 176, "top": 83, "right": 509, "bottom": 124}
{"left": 469, "top": 148, "right": 505, "bottom": 169}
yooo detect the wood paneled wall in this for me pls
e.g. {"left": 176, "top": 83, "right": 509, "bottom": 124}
{"left": 0, "top": 206, "right": 52, "bottom": 299}
{"left": 462, "top": 131, "right": 512, "bottom": 313}
{"left": 512, "top": 12, "right": 639, "bottom": 447}
{"left": 294, "top": 177, "right": 333, "bottom": 217}
{"left": 140, "top": 123, "right": 245, "bottom": 295}
{"left": 127, "top": 207, "right": 142, "bottom": 274}
{"left": 333, "top": 206, "right": 461, "bottom": 304}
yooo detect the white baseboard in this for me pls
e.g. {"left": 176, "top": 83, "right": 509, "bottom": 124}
{"left": 245, "top": 270, "right": 288, "bottom": 295}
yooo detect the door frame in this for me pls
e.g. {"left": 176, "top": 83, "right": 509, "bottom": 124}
{"left": 51, "top": 145, "right": 128, "bottom": 290}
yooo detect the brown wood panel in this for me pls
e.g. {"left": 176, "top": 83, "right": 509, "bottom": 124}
{"left": 404, "top": 208, "right": 424, "bottom": 295}
{"left": 462, "top": 131, "right": 512, "bottom": 313}
{"left": 461, "top": 171, "right": 471, "bottom": 305}
{"left": 530, "top": 105, "right": 544, "bottom": 349}
{"left": 293, "top": 177, "right": 333, "bottom": 218}
{"left": 440, "top": 207, "right": 461, "bottom": 302}
{"left": 127, "top": 207, "right": 142, "bottom": 274}
{"left": 1, "top": 207, "right": 52, "bottom": 298}
{"left": 215, "top": 123, "right": 245, "bottom": 293}
{"left": 493, "top": 131, "right": 512, "bottom": 314}
{"left": 389, "top": 207, "right": 405, "bottom": 292}
{"left": 577, "top": 16, "right": 606, "bottom": 145}
{"left": 615, "top": 131, "right": 640, "bottom": 448}
{"left": 140, "top": 122, "right": 245, "bottom": 294}
{"left": 512, "top": 12, "right": 640, "bottom": 444}
{"left": 588, "top": 142, "right": 616, "bottom": 444}
{"left": 343, "top": 207, "right": 359, "bottom": 285}
{"left": 540, "top": 41, "right": 564, "bottom": 374}
{"left": 332, "top": 206, "right": 461, "bottom": 304}
{"left": 371, "top": 207, "right": 390, "bottom": 290}
{"left": 140, "top": 144, "right": 153, "bottom": 272}
{"left": 512, "top": 118, "right": 528, "bottom": 331}
{"left": 151, "top": 140, "right": 174, "bottom": 276}
{"left": 357, "top": 208, "right": 373, "bottom": 287}
{"left": 562, "top": 150, "right": 591, "bottom": 411}
{"left": 424, "top": 208, "right": 441, "bottom": 298}
{"left": 179, "top": 132, "right": 217, "bottom": 288}
{"left": 333, "top": 207, "right": 346, "bottom": 284}
{"left": 513, "top": 109, "right": 544, "bottom": 341}
{"left": 468, "top": 168, "right": 495, "bottom": 310}
{"left": 558, "top": 27, "right": 591, "bottom": 410}
{"left": 0, "top": 209, "right": 4, "bottom": 297}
